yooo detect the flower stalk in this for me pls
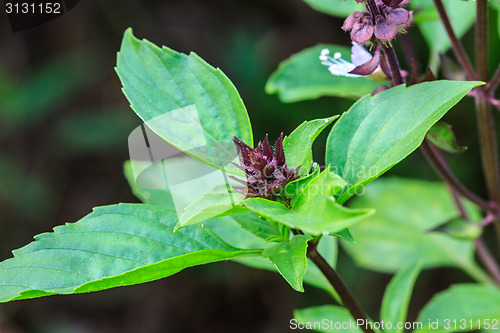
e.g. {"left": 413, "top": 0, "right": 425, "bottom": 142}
{"left": 307, "top": 242, "right": 376, "bottom": 333}
{"left": 475, "top": 0, "right": 500, "bottom": 244}
{"left": 432, "top": 0, "right": 477, "bottom": 81}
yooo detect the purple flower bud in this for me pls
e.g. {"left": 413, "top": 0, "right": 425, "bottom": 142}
{"left": 274, "top": 133, "right": 286, "bottom": 167}
{"left": 342, "top": 11, "right": 364, "bottom": 31}
{"left": 349, "top": 43, "right": 381, "bottom": 75}
{"left": 232, "top": 134, "right": 300, "bottom": 201}
{"left": 385, "top": 7, "right": 410, "bottom": 25}
{"left": 350, "top": 16, "right": 374, "bottom": 44}
{"left": 374, "top": 15, "right": 398, "bottom": 41}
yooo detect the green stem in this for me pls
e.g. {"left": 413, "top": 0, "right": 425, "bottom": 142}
{"left": 307, "top": 243, "right": 376, "bottom": 333}
{"left": 462, "top": 259, "right": 497, "bottom": 285}
{"left": 475, "top": 0, "right": 500, "bottom": 245}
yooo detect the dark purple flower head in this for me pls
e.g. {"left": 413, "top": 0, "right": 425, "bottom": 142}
{"left": 342, "top": 0, "right": 412, "bottom": 43}
{"left": 231, "top": 134, "right": 300, "bottom": 201}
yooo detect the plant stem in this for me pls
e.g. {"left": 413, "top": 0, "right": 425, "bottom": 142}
{"left": 487, "top": 65, "right": 500, "bottom": 93}
{"left": 433, "top": 0, "right": 477, "bottom": 81}
{"left": 476, "top": 238, "right": 500, "bottom": 285}
{"left": 365, "top": 0, "right": 381, "bottom": 17}
{"left": 307, "top": 243, "right": 375, "bottom": 333}
{"left": 382, "top": 44, "right": 404, "bottom": 85}
{"left": 420, "top": 139, "right": 494, "bottom": 212}
{"left": 475, "top": 0, "right": 500, "bottom": 244}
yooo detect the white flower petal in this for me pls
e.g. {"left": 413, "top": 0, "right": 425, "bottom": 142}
{"left": 350, "top": 41, "right": 373, "bottom": 67}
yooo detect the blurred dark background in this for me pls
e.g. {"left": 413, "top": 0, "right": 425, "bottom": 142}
{"left": 0, "top": 0, "right": 497, "bottom": 332}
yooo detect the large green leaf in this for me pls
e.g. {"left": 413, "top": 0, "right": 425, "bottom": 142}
{"left": 415, "top": 284, "right": 500, "bottom": 333}
{"left": 284, "top": 116, "right": 338, "bottom": 174}
{"left": 303, "top": 0, "right": 362, "bottom": 18}
{"left": 0, "top": 204, "right": 261, "bottom": 303}
{"left": 294, "top": 305, "right": 363, "bottom": 333}
{"left": 116, "top": 28, "right": 252, "bottom": 167}
{"left": 411, "top": 0, "right": 476, "bottom": 69}
{"left": 263, "top": 235, "right": 311, "bottom": 292}
{"left": 326, "top": 80, "right": 482, "bottom": 204}
{"left": 265, "top": 44, "right": 384, "bottom": 103}
{"left": 343, "top": 178, "right": 493, "bottom": 284}
{"left": 124, "top": 160, "right": 176, "bottom": 209}
{"left": 380, "top": 264, "right": 421, "bottom": 333}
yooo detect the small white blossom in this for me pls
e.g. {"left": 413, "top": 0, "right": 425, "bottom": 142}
{"left": 319, "top": 42, "right": 380, "bottom": 77}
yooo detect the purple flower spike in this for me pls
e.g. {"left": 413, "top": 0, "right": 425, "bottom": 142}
{"left": 231, "top": 134, "right": 300, "bottom": 201}
{"left": 374, "top": 15, "right": 398, "bottom": 41}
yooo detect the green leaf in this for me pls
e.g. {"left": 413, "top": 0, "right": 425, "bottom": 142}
{"left": 263, "top": 235, "right": 311, "bottom": 292}
{"left": 303, "top": 0, "right": 362, "bottom": 18}
{"left": 415, "top": 284, "right": 500, "bottom": 333}
{"left": 326, "top": 80, "right": 483, "bottom": 204}
{"left": 204, "top": 217, "right": 339, "bottom": 296}
{"left": 294, "top": 305, "right": 363, "bottom": 333}
{"left": 332, "top": 228, "right": 355, "bottom": 243}
{"left": 244, "top": 198, "right": 373, "bottom": 236}
{"left": 343, "top": 178, "right": 493, "bottom": 284}
{"left": 175, "top": 192, "right": 246, "bottom": 229}
{"left": 292, "top": 167, "right": 347, "bottom": 209}
{"left": 231, "top": 211, "right": 287, "bottom": 242}
{"left": 124, "top": 160, "right": 176, "bottom": 209}
{"left": 380, "top": 264, "right": 421, "bottom": 333}
{"left": 427, "top": 122, "right": 467, "bottom": 153}
{"left": 125, "top": 154, "right": 242, "bottom": 227}
{"left": 265, "top": 44, "right": 385, "bottom": 103}
{"left": 284, "top": 165, "right": 321, "bottom": 199}
{"left": 411, "top": 0, "right": 476, "bottom": 69}
{"left": 284, "top": 116, "right": 338, "bottom": 174}
{"left": 0, "top": 204, "right": 261, "bottom": 303}
{"left": 116, "top": 28, "right": 252, "bottom": 168}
